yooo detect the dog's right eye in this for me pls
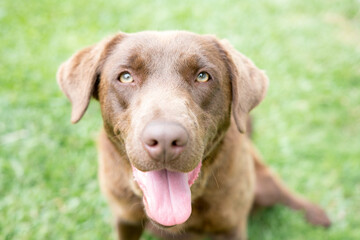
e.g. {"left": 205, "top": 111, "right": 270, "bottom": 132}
{"left": 117, "top": 72, "right": 134, "bottom": 83}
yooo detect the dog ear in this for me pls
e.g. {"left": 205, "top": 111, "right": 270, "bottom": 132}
{"left": 221, "top": 40, "right": 269, "bottom": 133}
{"left": 57, "top": 33, "right": 124, "bottom": 123}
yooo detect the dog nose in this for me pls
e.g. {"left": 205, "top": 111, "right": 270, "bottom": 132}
{"left": 142, "top": 121, "right": 188, "bottom": 162}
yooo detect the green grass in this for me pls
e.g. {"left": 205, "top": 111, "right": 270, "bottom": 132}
{"left": 1, "top": 0, "right": 359, "bottom": 239}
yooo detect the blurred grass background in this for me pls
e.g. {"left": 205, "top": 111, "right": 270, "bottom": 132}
{"left": 0, "top": 0, "right": 359, "bottom": 239}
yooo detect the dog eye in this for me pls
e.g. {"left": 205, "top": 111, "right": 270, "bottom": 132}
{"left": 196, "top": 72, "right": 210, "bottom": 83}
{"left": 118, "top": 72, "right": 134, "bottom": 83}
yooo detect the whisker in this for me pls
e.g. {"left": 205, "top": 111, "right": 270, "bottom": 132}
{"left": 211, "top": 170, "right": 220, "bottom": 189}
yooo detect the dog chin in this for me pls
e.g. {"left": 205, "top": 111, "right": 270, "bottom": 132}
{"left": 149, "top": 218, "right": 187, "bottom": 234}
{"left": 150, "top": 219, "right": 177, "bottom": 229}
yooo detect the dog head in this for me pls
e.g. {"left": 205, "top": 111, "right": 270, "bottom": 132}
{"left": 57, "top": 31, "right": 268, "bottom": 227}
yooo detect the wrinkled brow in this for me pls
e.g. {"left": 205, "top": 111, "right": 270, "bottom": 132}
{"left": 106, "top": 49, "right": 151, "bottom": 83}
{"left": 178, "top": 53, "right": 218, "bottom": 78}
{"left": 120, "top": 52, "right": 148, "bottom": 72}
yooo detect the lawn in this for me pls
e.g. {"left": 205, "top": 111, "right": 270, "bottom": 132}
{"left": 0, "top": 0, "right": 359, "bottom": 239}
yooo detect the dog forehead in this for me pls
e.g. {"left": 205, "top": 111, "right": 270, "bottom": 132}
{"left": 110, "top": 31, "right": 221, "bottom": 67}
{"left": 126, "top": 31, "right": 211, "bottom": 52}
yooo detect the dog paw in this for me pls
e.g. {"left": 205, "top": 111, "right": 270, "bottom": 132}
{"left": 304, "top": 203, "right": 331, "bottom": 228}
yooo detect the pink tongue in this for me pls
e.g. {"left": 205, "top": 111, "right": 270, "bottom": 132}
{"left": 133, "top": 168, "right": 192, "bottom": 226}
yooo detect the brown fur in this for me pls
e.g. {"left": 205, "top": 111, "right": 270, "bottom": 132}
{"left": 57, "top": 31, "right": 331, "bottom": 240}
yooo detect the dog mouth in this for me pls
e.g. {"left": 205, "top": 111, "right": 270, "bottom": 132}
{"left": 132, "top": 162, "right": 202, "bottom": 227}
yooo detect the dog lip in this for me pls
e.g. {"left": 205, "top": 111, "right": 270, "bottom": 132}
{"left": 131, "top": 162, "right": 200, "bottom": 174}
{"left": 131, "top": 164, "right": 164, "bottom": 172}
{"left": 132, "top": 162, "right": 202, "bottom": 186}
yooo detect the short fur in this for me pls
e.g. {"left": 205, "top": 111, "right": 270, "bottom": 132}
{"left": 57, "top": 31, "right": 331, "bottom": 240}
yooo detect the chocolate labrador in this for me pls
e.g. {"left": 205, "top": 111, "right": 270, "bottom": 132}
{"left": 57, "top": 31, "right": 331, "bottom": 240}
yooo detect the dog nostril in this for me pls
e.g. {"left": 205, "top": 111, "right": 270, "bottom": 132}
{"left": 148, "top": 139, "right": 158, "bottom": 147}
{"left": 171, "top": 140, "right": 185, "bottom": 147}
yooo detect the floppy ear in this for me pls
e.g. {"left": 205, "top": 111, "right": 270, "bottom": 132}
{"left": 221, "top": 40, "right": 269, "bottom": 133}
{"left": 57, "top": 33, "right": 124, "bottom": 123}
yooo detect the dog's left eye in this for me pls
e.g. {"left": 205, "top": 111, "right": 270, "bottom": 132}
{"left": 118, "top": 72, "right": 134, "bottom": 83}
{"left": 196, "top": 72, "right": 210, "bottom": 83}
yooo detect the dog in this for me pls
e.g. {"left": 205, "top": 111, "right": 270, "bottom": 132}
{"left": 57, "top": 31, "right": 331, "bottom": 240}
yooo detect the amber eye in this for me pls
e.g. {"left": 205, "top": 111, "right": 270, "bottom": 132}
{"left": 196, "top": 72, "right": 210, "bottom": 82}
{"left": 118, "top": 72, "right": 133, "bottom": 83}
